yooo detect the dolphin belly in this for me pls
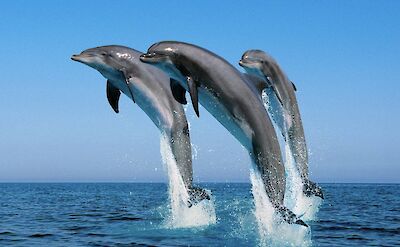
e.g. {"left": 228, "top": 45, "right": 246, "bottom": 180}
{"left": 197, "top": 87, "right": 253, "bottom": 150}
{"left": 121, "top": 79, "right": 172, "bottom": 130}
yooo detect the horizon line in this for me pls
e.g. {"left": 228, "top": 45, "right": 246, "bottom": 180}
{"left": 0, "top": 181, "right": 398, "bottom": 184}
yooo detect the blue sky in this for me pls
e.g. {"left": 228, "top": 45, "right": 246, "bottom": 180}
{"left": 0, "top": 1, "right": 399, "bottom": 183}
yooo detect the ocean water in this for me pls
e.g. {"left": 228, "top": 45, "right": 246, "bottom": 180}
{"left": 0, "top": 183, "right": 399, "bottom": 246}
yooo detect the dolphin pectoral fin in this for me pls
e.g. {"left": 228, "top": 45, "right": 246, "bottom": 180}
{"left": 187, "top": 77, "right": 200, "bottom": 117}
{"left": 119, "top": 69, "right": 135, "bottom": 103}
{"left": 291, "top": 81, "right": 297, "bottom": 91}
{"left": 187, "top": 186, "right": 211, "bottom": 207}
{"left": 176, "top": 64, "right": 199, "bottom": 116}
{"left": 106, "top": 80, "right": 121, "bottom": 113}
{"left": 126, "top": 78, "right": 135, "bottom": 103}
{"left": 170, "top": 78, "right": 187, "bottom": 105}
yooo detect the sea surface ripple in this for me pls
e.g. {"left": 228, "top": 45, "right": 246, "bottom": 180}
{"left": 0, "top": 183, "right": 398, "bottom": 246}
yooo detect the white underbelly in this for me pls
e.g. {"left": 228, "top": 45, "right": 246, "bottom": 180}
{"left": 113, "top": 79, "right": 170, "bottom": 130}
{"left": 198, "top": 88, "right": 253, "bottom": 150}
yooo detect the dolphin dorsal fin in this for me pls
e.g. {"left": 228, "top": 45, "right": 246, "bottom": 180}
{"left": 170, "top": 78, "right": 187, "bottom": 105}
{"left": 106, "top": 80, "right": 121, "bottom": 113}
{"left": 187, "top": 76, "right": 199, "bottom": 117}
{"left": 291, "top": 81, "right": 297, "bottom": 91}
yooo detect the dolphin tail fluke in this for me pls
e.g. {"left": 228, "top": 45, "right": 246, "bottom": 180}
{"left": 303, "top": 180, "right": 324, "bottom": 199}
{"left": 277, "top": 206, "right": 308, "bottom": 227}
{"left": 187, "top": 186, "right": 211, "bottom": 207}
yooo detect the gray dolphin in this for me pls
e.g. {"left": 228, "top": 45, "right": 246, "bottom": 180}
{"left": 71, "top": 45, "right": 210, "bottom": 206}
{"left": 140, "top": 41, "right": 307, "bottom": 226}
{"left": 239, "top": 50, "right": 323, "bottom": 199}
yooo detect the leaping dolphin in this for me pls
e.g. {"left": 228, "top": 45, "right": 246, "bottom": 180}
{"left": 140, "top": 41, "right": 307, "bottom": 226}
{"left": 239, "top": 50, "right": 323, "bottom": 199}
{"left": 71, "top": 45, "right": 210, "bottom": 206}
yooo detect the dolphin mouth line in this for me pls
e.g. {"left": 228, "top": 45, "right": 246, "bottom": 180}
{"left": 71, "top": 54, "right": 80, "bottom": 61}
{"left": 238, "top": 59, "right": 257, "bottom": 67}
{"left": 71, "top": 54, "right": 95, "bottom": 63}
{"left": 139, "top": 53, "right": 168, "bottom": 62}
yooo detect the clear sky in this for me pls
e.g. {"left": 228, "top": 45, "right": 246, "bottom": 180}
{"left": 0, "top": 1, "right": 399, "bottom": 183}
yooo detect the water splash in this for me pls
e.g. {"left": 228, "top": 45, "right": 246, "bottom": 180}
{"left": 250, "top": 168, "right": 311, "bottom": 246}
{"left": 159, "top": 134, "right": 216, "bottom": 228}
{"left": 261, "top": 90, "right": 321, "bottom": 221}
{"left": 283, "top": 143, "right": 322, "bottom": 221}
{"left": 191, "top": 143, "right": 199, "bottom": 160}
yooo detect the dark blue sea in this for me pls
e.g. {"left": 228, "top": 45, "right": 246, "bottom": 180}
{"left": 0, "top": 183, "right": 399, "bottom": 246}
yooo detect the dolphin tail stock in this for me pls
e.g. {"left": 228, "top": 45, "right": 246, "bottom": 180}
{"left": 250, "top": 142, "right": 308, "bottom": 227}
{"left": 303, "top": 179, "right": 324, "bottom": 199}
{"left": 187, "top": 186, "right": 211, "bottom": 208}
{"left": 165, "top": 116, "right": 211, "bottom": 208}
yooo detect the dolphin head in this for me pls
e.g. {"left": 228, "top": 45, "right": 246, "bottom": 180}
{"left": 140, "top": 42, "right": 185, "bottom": 81}
{"left": 71, "top": 46, "right": 138, "bottom": 104}
{"left": 71, "top": 46, "right": 133, "bottom": 81}
{"left": 140, "top": 42, "right": 177, "bottom": 63}
{"left": 240, "top": 50, "right": 291, "bottom": 108}
{"left": 239, "top": 50, "right": 271, "bottom": 79}
{"left": 141, "top": 41, "right": 202, "bottom": 116}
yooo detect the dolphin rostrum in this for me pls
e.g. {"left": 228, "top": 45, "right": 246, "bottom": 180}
{"left": 239, "top": 50, "right": 323, "bottom": 199}
{"left": 71, "top": 45, "right": 210, "bottom": 206}
{"left": 140, "top": 41, "right": 307, "bottom": 226}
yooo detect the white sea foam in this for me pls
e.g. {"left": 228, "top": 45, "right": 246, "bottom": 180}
{"left": 283, "top": 143, "right": 322, "bottom": 221}
{"left": 250, "top": 168, "right": 311, "bottom": 246}
{"left": 159, "top": 134, "right": 216, "bottom": 228}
